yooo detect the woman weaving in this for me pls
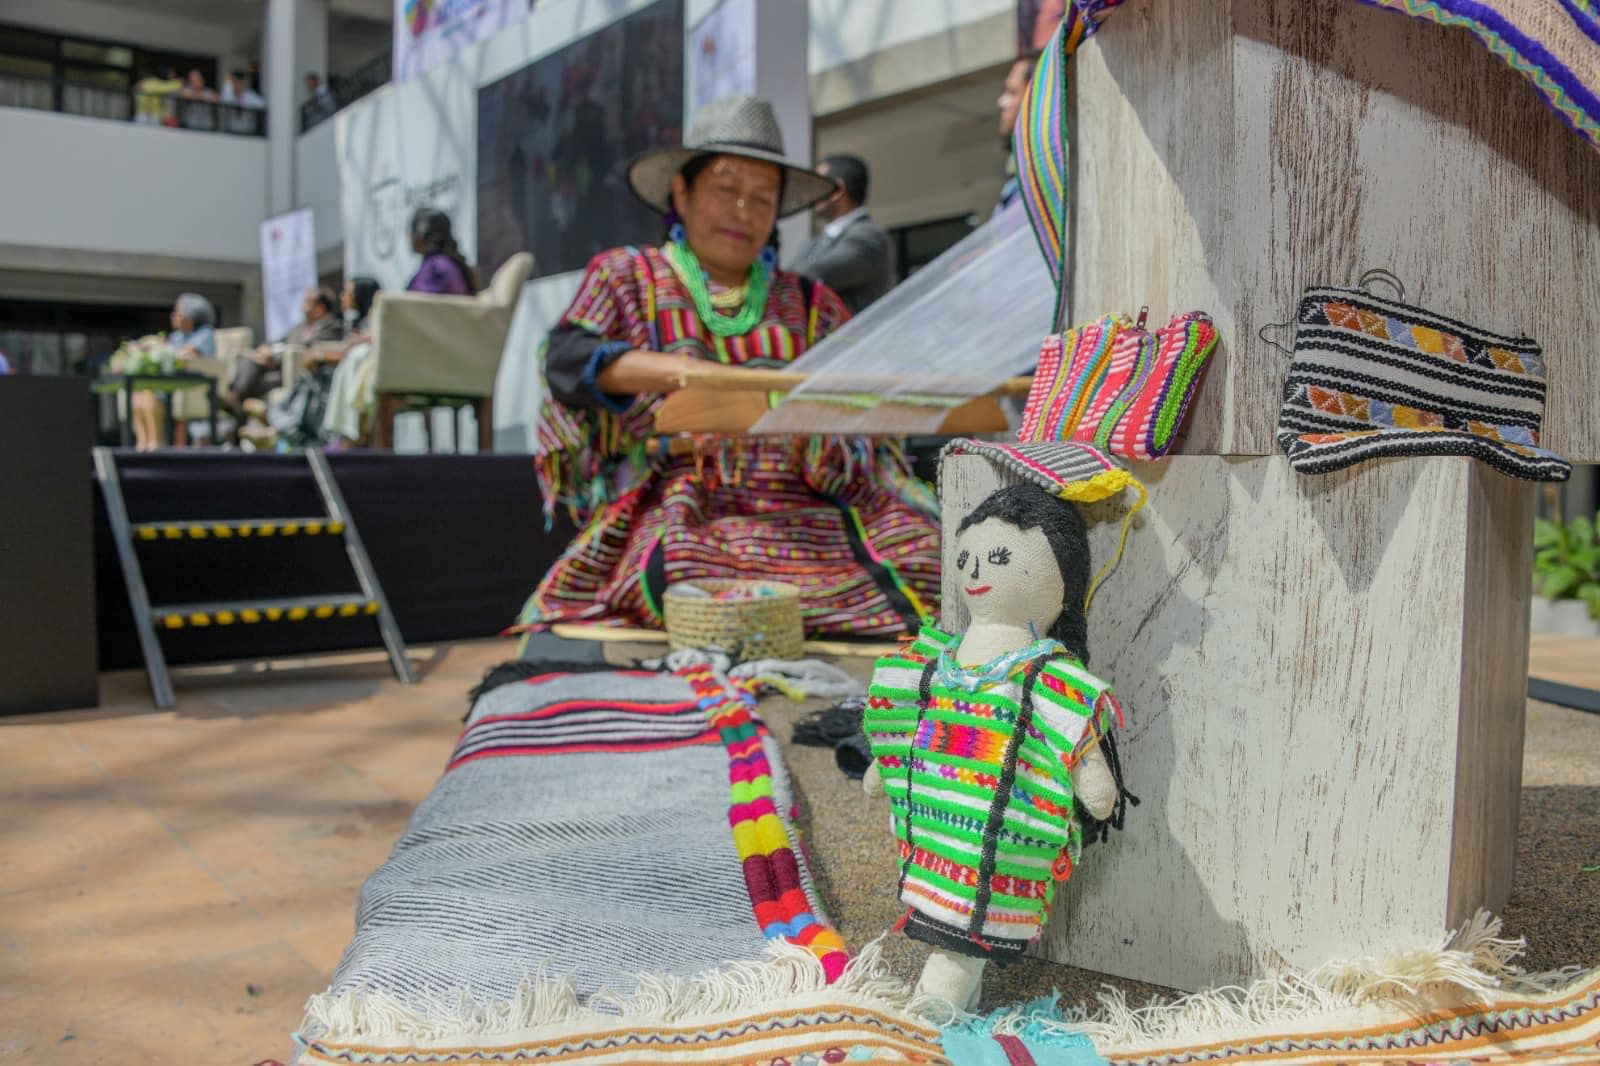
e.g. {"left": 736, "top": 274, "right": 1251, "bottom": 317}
{"left": 520, "top": 95, "right": 940, "bottom": 638}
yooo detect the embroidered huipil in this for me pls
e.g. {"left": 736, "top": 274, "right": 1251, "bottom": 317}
{"left": 864, "top": 626, "right": 1118, "bottom": 963}
{"left": 518, "top": 245, "right": 941, "bottom": 638}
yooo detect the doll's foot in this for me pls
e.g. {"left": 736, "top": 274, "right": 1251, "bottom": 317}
{"left": 916, "top": 949, "right": 985, "bottom": 1013}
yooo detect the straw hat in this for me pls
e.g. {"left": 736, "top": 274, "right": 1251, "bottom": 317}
{"left": 626, "top": 95, "right": 838, "bottom": 218}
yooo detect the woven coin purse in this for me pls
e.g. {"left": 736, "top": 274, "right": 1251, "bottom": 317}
{"left": 1272, "top": 273, "right": 1570, "bottom": 482}
{"left": 1018, "top": 309, "right": 1219, "bottom": 459}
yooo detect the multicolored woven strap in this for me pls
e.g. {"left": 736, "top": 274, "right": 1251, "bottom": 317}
{"left": 1018, "top": 311, "right": 1219, "bottom": 460}
{"left": 1354, "top": 0, "right": 1600, "bottom": 152}
{"left": 1014, "top": 1, "right": 1130, "bottom": 329}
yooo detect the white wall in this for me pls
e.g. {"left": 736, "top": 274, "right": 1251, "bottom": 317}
{"left": 0, "top": 109, "right": 269, "bottom": 263}
{"left": 296, "top": 111, "right": 344, "bottom": 250}
{"left": 807, "top": 0, "right": 1011, "bottom": 75}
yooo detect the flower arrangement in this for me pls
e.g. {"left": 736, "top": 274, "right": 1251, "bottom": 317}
{"left": 112, "top": 335, "right": 180, "bottom": 376}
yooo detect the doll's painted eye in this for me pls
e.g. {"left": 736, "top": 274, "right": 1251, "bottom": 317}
{"left": 986, "top": 547, "right": 1012, "bottom": 566}
{"left": 956, "top": 550, "right": 970, "bottom": 571}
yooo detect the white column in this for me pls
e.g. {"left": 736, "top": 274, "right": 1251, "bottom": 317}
{"left": 753, "top": 0, "right": 812, "bottom": 256}
{"left": 264, "top": 0, "right": 328, "bottom": 216}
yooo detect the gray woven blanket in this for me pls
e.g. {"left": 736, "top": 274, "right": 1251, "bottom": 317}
{"left": 318, "top": 669, "right": 813, "bottom": 1009}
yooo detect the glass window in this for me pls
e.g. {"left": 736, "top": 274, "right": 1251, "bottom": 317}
{"left": 0, "top": 54, "right": 53, "bottom": 79}
{"left": 61, "top": 40, "right": 133, "bottom": 67}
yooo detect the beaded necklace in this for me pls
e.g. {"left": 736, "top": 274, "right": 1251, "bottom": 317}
{"left": 663, "top": 239, "right": 770, "bottom": 337}
{"left": 934, "top": 637, "right": 1066, "bottom": 693}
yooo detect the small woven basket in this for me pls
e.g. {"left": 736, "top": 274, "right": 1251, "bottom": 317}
{"left": 663, "top": 579, "right": 804, "bottom": 662}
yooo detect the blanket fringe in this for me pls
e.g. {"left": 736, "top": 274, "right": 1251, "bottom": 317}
{"left": 299, "top": 936, "right": 916, "bottom": 1046}
{"left": 945, "top": 910, "right": 1591, "bottom": 1052}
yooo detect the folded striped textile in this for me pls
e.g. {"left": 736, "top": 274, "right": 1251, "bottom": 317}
{"left": 1274, "top": 284, "right": 1570, "bottom": 481}
{"left": 296, "top": 667, "right": 871, "bottom": 1063}
{"left": 1019, "top": 312, "right": 1219, "bottom": 460}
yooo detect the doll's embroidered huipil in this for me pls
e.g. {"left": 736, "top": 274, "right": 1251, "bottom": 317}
{"left": 864, "top": 626, "right": 1119, "bottom": 964}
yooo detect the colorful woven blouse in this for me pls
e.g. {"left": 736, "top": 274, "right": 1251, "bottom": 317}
{"left": 520, "top": 245, "right": 942, "bottom": 638}
{"left": 864, "top": 626, "right": 1118, "bottom": 963}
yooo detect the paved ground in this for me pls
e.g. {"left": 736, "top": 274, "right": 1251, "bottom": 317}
{"left": 1, "top": 636, "right": 1596, "bottom": 1063}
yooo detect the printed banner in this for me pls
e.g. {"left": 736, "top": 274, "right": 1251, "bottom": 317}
{"left": 687, "top": 0, "right": 755, "bottom": 115}
{"left": 394, "top": 0, "right": 536, "bottom": 83}
{"left": 335, "top": 64, "right": 477, "bottom": 292}
{"left": 259, "top": 207, "right": 318, "bottom": 343}
{"left": 476, "top": 0, "right": 684, "bottom": 280}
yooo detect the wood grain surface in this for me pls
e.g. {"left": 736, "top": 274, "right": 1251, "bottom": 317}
{"left": 940, "top": 451, "right": 1535, "bottom": 989}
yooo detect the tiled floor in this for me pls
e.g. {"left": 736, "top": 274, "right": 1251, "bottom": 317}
{"left": 1, "top": 636, "right": 1596, "bottom": 1064}
{"left": 1, "top": 644, "right": 500, "bottom": 1064}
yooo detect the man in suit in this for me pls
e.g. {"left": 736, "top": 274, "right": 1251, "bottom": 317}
{"left": 790, "top": 155, "right": 895, "bottom": 313}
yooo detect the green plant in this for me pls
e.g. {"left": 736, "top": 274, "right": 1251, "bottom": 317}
{"left": 1533, "top": 511, "right": 1600, "bottom": 620}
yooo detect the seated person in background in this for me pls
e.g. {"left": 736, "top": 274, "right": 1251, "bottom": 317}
{"left": 130, "top": 293, "right": 216, "bottom": 451}
{"left": 318, "top": 277, "right": 384, "bottom": 445}
{"left": 134, "top": 66, "right": 183, "bottom": 125}
{"left": 228, "top": 286, "right": 343, "bottom": 420}
{"left": 407, "top": 208, "right": 479, "bottom": 294}
{"left": 790, "top": 154, "right": 895, "bottom": 313}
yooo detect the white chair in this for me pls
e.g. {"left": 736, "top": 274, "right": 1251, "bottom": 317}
{"left": 365, "top": 252, "right": 534, "bottom": 451}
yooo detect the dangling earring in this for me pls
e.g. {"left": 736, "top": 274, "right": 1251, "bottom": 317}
{"left": 668, "top": 218, "right": 686, "bottom": 245}
{"left": 759, "top": 243, "right": 778, "bottom": 273}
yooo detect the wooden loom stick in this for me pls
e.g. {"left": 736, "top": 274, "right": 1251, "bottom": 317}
{"left": 655, "top": 365, "right": 1031, "bottom": 435}
{"left": 673, "top": 364, "right": 1034, "bottom": 396}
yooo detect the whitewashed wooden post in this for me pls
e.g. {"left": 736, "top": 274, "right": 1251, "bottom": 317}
{"left": 939, "top": 0, "right": 1600, "bottom": 991}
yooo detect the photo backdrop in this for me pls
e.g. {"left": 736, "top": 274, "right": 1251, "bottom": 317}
{"left": 335, "top": 61, "right": 479, "bottom": 293}
{"left": 476, "top": 0, "right": 684, "bottom": 280}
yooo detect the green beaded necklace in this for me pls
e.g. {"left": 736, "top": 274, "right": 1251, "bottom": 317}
{"left": 663, "top": 239, "right": 771, "bottom": 338}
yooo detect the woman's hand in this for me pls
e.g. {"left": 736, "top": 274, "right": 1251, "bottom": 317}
{"left": 594, "top": 351, "right": 703, "bottom": 395}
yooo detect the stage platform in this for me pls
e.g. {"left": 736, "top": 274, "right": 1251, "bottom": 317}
{"left": 93, "top": 450, "right": 576, "bottom": 672}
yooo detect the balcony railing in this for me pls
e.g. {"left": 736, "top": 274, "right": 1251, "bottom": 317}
{"left": 0, "top": 72, "right": 265, "bottom": 136}
{"left": 301, "top": 50, "right": 390, "bottom": 133}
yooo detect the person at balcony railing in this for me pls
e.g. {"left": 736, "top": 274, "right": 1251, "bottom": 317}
{"left": 408, "top": 208, "right": 480, "bottom": 295}
{"left": 222, "top": 70, "right": 264, "bottom": 110}
{"left": 304, "top": 71, "right": 336, "bottom": 126}
{"left": 227, "top": 286, "right": 343, "bottom": 424}
{"left": 178, "top": 69, "right": 220, "bottom": 131}
{"left": 221, "top": 69, "right": 265, "bottom": 135}
{"left": 134, "top": 65, "right": 182, "bottom": 126}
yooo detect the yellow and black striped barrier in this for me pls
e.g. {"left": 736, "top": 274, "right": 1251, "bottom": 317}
{"left": 156, "top": 600, "right": 379, "bottom": 629}
{"left": 134, "top": 518, "right": 345, "bottom": 541}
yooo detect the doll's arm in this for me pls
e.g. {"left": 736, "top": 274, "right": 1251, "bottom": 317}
{"left": 863, "top": 759, "right": 885, "bottom": 796}
{"left": 1069, "top": 745, "right": 1116, "bottom": 821}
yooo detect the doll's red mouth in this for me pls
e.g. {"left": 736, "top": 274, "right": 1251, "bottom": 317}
{"left": 964, "top": 584, "right": 992, "bottom": 596}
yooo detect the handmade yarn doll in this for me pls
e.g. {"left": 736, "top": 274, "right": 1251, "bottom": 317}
{"left": 863, "top": 482, "right": 1134, "bottom": 1010}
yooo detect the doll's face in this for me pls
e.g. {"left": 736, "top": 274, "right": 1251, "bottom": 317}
{"left": 954, "top": 517, "right": 1064, "bottom": 636}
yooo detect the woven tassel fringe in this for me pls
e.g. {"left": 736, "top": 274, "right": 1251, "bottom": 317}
{"left": 298, "top": 937, "right": 915, "bottom": 1047}
{"left": 936, "top": 910, "right": 1591, "bottom": 1053}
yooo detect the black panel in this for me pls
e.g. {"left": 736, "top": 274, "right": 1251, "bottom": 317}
{"left": 93, "top": 451, "right": 575, "bottom": 671}
{"left": 0, "top": 377, "right": 98, "bottom": 712}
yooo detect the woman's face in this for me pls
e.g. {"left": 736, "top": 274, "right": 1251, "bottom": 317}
{"left": 341, "top": 280, "right": 356, "bottom": 312}
{"left": 170, "top": 303, "right": 193, "bottom": 333}
{"left": 671, "top": 155, "right": 781, "bottom": 280}
{"left": 954, "top": 517, "right": 1064, "bottom": 636}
